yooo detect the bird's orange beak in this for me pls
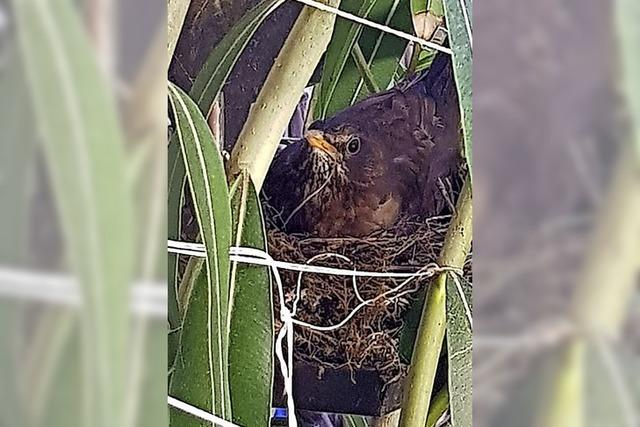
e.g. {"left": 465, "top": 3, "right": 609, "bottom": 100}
{"left": 305, "top": 130, "right": 338, "bottom": 158}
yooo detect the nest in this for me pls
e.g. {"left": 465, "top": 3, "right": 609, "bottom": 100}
{"left": 266, "top": 215, "right": 465, "bottom": 382}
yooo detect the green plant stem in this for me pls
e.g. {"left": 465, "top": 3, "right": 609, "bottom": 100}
{"left": 351, "top": 43, "right": 380, "bottom": 93}
{"left": 425, "top": 386, "right": 449, "bottom": 427}
{"left": 399, "top": 177, "right": 472, "bottom": 427}
{"left": 227, "top": 0, "right": 341, "bottom": 190}
{"left": 571, "top": 145, "right": 640, "bottom": 337}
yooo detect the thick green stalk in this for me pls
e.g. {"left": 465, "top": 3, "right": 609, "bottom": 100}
{"left": 399, "top": 177, "right": 472, "bottom": 427}
{"left": 228, "top": 0, "right": 341, "bottom": 190}
{"left": 571, "top": 147, "right": 640, "bottom": 337}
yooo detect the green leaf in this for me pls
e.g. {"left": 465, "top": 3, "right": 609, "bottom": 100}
{"left": 442, "top": 0, "right": 472, "bottom": 173}
{"left": 445, "top": 274, "right": 472, "bottom": 427}
{"left": 189, "top": 0, "right": 286, "bottom": 113}
{"left": 318, "top": 0, "right": 413, "bottom": 119}
{"left": 168, "top": 138, "right": 186, "bottom": 331}
{"left": 168, "top": 83, "right": 233, "bottom": 422}
{"left": 228, "top": 173, "right": 274, "bottom": 427}
{"left": 13, "top": 0, "right": 136, "bottom": 425}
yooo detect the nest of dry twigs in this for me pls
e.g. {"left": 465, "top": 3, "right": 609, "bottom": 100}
{"left": 266, "top": 214, "right": 467, "bottom": 382}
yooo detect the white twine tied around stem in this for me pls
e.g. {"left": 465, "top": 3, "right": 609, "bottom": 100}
{"left": 168, "top": 241, "right": 461, "bottom": 426}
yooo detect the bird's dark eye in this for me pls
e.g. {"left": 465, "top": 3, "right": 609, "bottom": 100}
{"left": 346, "top": 137, "right": 361, "bottom": 155}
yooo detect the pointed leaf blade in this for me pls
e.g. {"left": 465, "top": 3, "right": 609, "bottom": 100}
{"left": 168, "top": 83, "right": 232, "bottom": 422}
{"left": 228, "top": 173, "right": 274, "bottom": 427}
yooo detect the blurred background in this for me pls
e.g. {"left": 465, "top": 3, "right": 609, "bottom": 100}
{"left": 0, "top": 0, "right": 638, "bottom": 426}
{"left": 0, "top": 0, "right": 166, "bottom": 426}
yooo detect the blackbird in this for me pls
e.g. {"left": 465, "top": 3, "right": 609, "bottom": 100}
{"left": 264, "top": 53, "right": 463, "bottom": 237}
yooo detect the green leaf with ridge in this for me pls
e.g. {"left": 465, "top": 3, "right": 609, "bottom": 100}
{"left": 228, "top": 173, "right": 274, "bottom": 427}
{"left": 445, "top": 274, "right": 472, "bottom": 427}
{"left": 442, "top": 0, "right": 472, "bottom": 173}
{"left": 168, "top": 83, "right": 233, "bottom": 423}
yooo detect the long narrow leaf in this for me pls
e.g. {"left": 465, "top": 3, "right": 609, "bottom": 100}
{"left": 14, "top": 0, "right": 135, "bottom": 425}
{"left": 442, "top": 0, "right": 472, "bottom": 173}
{"left": 168, "top": 83, "right": 233, "bottom": 422}
{"left": 445, "top": 275, "right": 472, "bottom": 426}
{"left": 228, "top": 173, "right": 274, "bottom": 427}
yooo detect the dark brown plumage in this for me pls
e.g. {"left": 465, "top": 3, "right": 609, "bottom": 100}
{"left": 264, "top": 53, "right": 463, "bottom": 237}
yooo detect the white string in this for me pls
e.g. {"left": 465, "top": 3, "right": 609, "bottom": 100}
{"left": 291, "top": 0, "right": 452, "bottom": 55}
{"left": 167, "top": 396, "right": 240, "bottom": 427}
{"left": 451, "top": 273, "right": 473, "bottom": 328}
{"left": 170, "top": 240, "right": 453, "bottom": 279}
{"left": 0, "top": 267, "right": 166, "bottom": 317}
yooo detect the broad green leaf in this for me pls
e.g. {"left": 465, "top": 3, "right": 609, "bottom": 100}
{"left": 445, "top": 275, "right": 472, "bottom": 427}
{"left": 442, "top": 0, "right": 472, "bottom": 173}
{"left": 317, "top": 0, "right": 413, "bottom": 119}
{"left": 228, "top": 173, "right": 274, "bottom": 427}
{"left": 168, "top": 83, "right": 233, "bottom": 422}
{"left": 14, "top": 1, "right": 135, "bottom": 426}
{"left": 189, "top": 0, "right": 286, "bottom": 113}
{"left": 615, "top": 0, "right": 640, "bottom": 157}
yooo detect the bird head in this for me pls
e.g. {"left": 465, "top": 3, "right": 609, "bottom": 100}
{"left": 303, "top": 125, "right": 373, "bottom": 186}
